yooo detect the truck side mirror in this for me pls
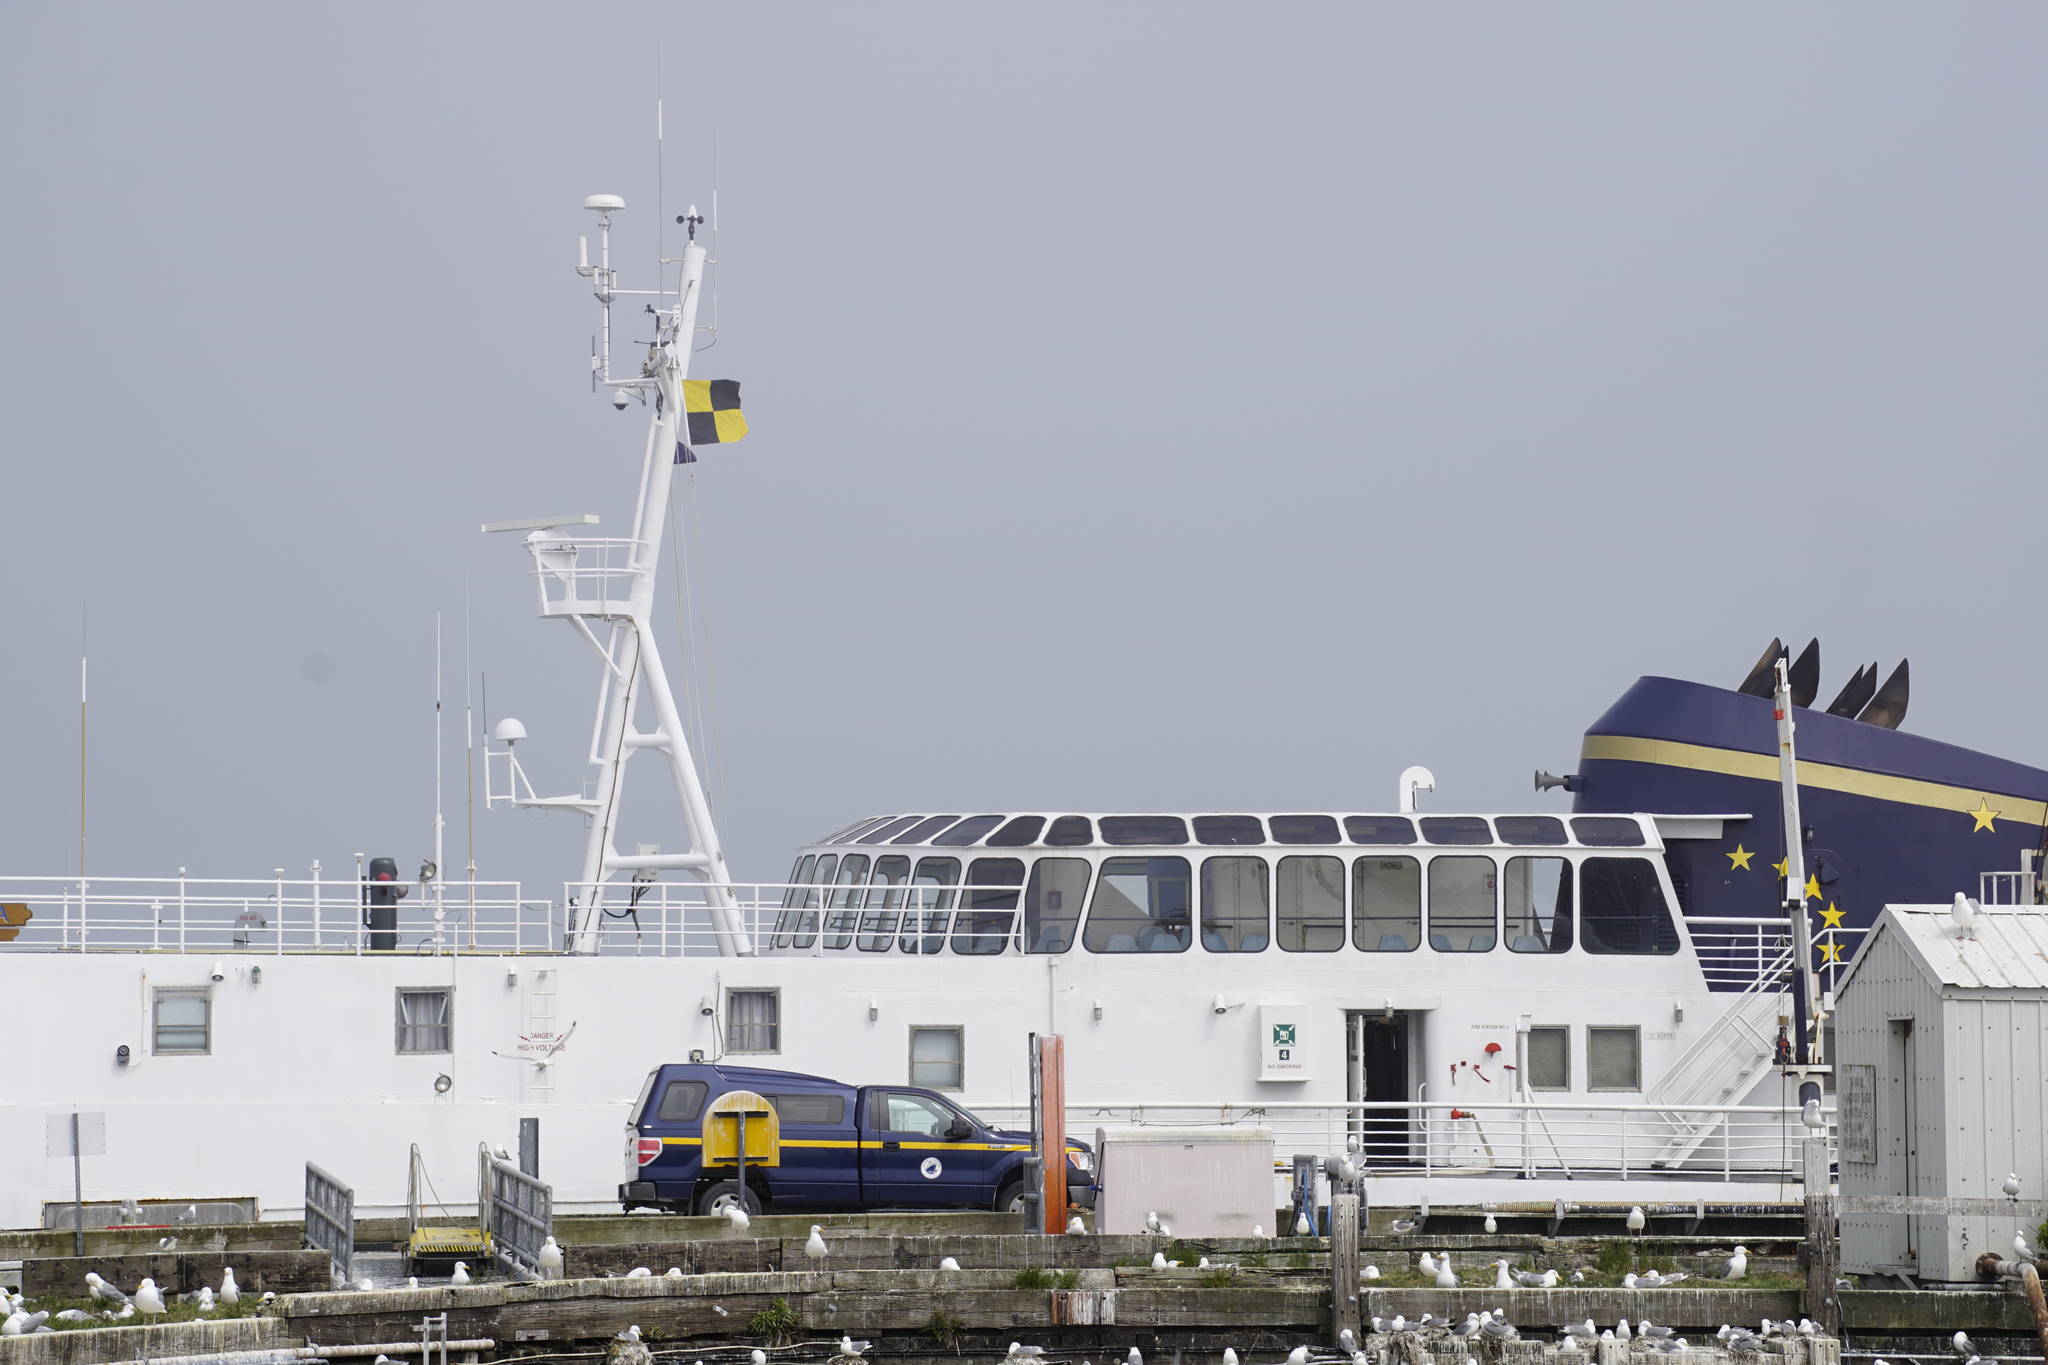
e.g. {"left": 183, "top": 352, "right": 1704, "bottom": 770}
{"left": 945, "top": 1118, "right": 974, "bottom": 1141}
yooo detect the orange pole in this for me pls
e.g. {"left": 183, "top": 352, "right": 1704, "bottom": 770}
{"left": 1040, "top": 1035, "right": 1067, "bottom": 1232}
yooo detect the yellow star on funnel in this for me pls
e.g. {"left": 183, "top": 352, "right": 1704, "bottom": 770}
{"left": 1817, "top": 903, "right": 1845, "bottom": 929}
{"left": 1803, "top": 873, "right": 1822, "bottom": 902}
{"left": 1727, "top": 845, "right": 1755, "bottom": 871}
{"left": 1967, "top": 798, "right": 1999, "bottom": 832}
{"left": 1818, "top": 942, "right": 1844, "bottom": 963}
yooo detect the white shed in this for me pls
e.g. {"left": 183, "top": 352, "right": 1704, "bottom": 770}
{"left": 1833, "top": 902, "right": 2048, "bottom": 1283}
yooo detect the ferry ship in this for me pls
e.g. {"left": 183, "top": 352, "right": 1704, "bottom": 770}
{"left": 4, "top": 192, "right": 2042, "bottom": 1233}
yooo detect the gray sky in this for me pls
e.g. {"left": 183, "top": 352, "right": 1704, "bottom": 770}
{"left": 4, "top": 3, "right": 2044, "bottom": 894}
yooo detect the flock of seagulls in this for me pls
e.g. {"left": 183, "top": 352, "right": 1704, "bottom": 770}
{"left": 4, "top": 1266, "right": 253, "bottom": 1333}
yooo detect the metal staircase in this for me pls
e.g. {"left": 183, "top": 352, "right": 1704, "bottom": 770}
{"left": 1643, "top": 946, "right": 1791, "bottom": 1168}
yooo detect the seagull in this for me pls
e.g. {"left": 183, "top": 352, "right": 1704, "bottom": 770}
{"left": 1564, "top": 1320, "right": 1597, "bottom": 1345}
{"left": 539, "top": 1236, "right": 564, "bottom": 1277}
{"left": 1068, "top": 1216, "right": 1086, "bottom": 1234}
{"left": 667, "top": 1267, "right": 685, "bottom": 1279}
{"left": 2017, "top": 1229, "right": 2039, "bottom": 1261}
{"left": 725, "top": 1205, "right": 752, "bottom": 1234}
{"left": 1418, "top": 1251, "right": 1438, "bottom": 1275}
{"left": 52, "top": 1310, "right": 91, "bottom": 1323}
{"left": 197, "top": 1287, "right": 217, "bottom": 1313}
{"left": 1798, "top": 1320, "right": 1816, "bottom": 1337}
{"left": 1339, "top": 1329, "right": 1358, "bottom": 1353}
{"left": 1007, "top": 1344, "right": 1046, "bottom": 1363}
{"left": 1511, "top": 1268, "right": 1554, "bottom": 1288}
{"left": 220, "top": 1268, "right": 240, "bottom": 1305}
{"left": 135, "top": 1279, "right": 166, "bottom": 1315}
{"left": 1647, "top": 1339, "right": 1690, "bottom": 1354}
{"left": 1483, "top": 1214, "right": 1498, "bottom": 1233}
{"left": 1452, "top": 1314, "right": 1480, "bottom": 1341}
{"left": 619, "top": 1325, "right": 644, "bottom": 1341}
{"left": 1623, "top": 1273, "right": 1638, "bottom": 1288}
{"left": 627, "top": 1266, "right": 653, "bottom": 1278}
{"left": 839, "top": 1336, "right": 870, "bottom": 1357}
{"left": 713, "top": 1306, "right": 728, "bottom": 1316}
{"left": 1125, "top": 1349, "right": 1143, "bottom": 1365}
{"left": 1725, "top": 1246, "right": 1749, "bottom": 1279}
{"left": 102, "top": 1304, "right": 135, "bottom": 1322}
{"left": 1294, "top": 1212, "right": 1313, "bottom": 1236}
{"left": 1640, "top": 1321, "right": 1674, "bottom": 1340}
{"left": 85, "top": 1273, "right": 128, "bottom": 1305}
{"left": 1616, "top": 1321, "right": 1632, "bottom": 1343}
{"left": 1286, "top": 1348, "right": 1310, "bottom": 1365}
{"left": 752, "top": 1352, "right": 768, "bottom": 1365}
{"left": 1802, "top": 1098, "right": 1825, "bottom": 1131}
{"left": 1145, "top": 1211, "right": 1166, "bottom": 1234}
{"left": 1390, "top": 1217, "right": 1418, "bottom": 1233}
{"left": 1626, "top": 1206, "right": 1646, "bottom": 1233}
{"left": 177, "top": 1203, "right": 199, "bottom": 1223}
{"left": 159, "top": 1236, "right": 177, "bottom": 1250}
{"left": 1435, "top": 1262, "right": 1458, "bottom": 1288}
{"left": 451, "top": 1261, "right": 471, "bottom": 1284}
{"left": 1952, "top": 892, "right": 1979, "bottom": 939}
{"left": 260, "top": 1292, "right": 276, "bottom": 1305}
{"left": 1151, "top": 1252, "right": 1171, "bottom": 1270}
{"left": 1223, "top": 1350, "right": 1240, "bottom": 1365}
{"left": 408, "top": 1277, "right": 419, "bottom": 1290}
{"left": 806, "top": 1226, "right": 829, "bottom": 1260}
{"left": 1252, "top": 1224, "right": 1267, "bottom": 1238}
{"left": 1494, "top": 1261, "right": 1514, "bottom": 1290}
{"left": 1361, "top": 1264, "right": 1380, "bottom": 1279}
{"left": 1954, "top": 1332, "right": 1980, "bottom": 1357}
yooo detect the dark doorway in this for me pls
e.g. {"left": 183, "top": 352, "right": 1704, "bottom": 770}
{"left": 1347, "top": 1011, "right": 1413, "bottom": 1163}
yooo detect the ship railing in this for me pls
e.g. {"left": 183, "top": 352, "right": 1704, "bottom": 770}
{"left": 0, "top": 875, "right": 554, "bottom": 955}
{"left": 1980, "top": 869, "right": 2041, "bottom": 905}
{"left": 524, "top": 536, "right": 648, "bottom": 618}
{"left": 978, "top": 1099, "right": 1833, "bottom": 1183}
{"left": 562, "top": 880, "right": 1036, "bottom": 957}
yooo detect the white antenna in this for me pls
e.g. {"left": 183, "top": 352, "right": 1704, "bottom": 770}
{"left": 78, "top": 599, "right": 87, "bottom": 882}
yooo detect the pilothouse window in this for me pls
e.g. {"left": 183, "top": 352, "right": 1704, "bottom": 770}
{"left": 898, "top": 857, "right": 959, "bottom": 954}
{"left": 1099, "top": 816, "right": 1189, "bottom": 846}
{"left": 1270, "top": 815, "right": 1340, "bottom": 845}
{"left": 1428, "top": 856, "right": 1497, "bottom": 952}
{"left": 1504, "top": 856, "right": 1572, "bottom": 953}
{"left": 1083, "top": 857, "right": 1191, "bottom": 952}
{"left": 1352, "top": 856, "right": 1421, "bottom": 951}
{"left": 1276, "top": 856, "right": 1345, "bottom": 951}
{"left": 1578, "top": 857, "right": 1680, "bottom": 954}
{"left": 1043, "top": 816, "right": 1094, "bottom": 847}
{"left": 987, "top": 816, "right": 1047, "bottom": 847}
{"left": 1200, "top": 856, "right": 1269, "bottom": 952}
{"left": 1194, "top": 815, "right": 1265, "bottom": 846}
{"left": 823, "top": 855, "right": 869, "bottom": 950}
{"left": 934, "top": 815, "right": 1005, "bottom": 847}
{"left": 858, "top": 856, "right": 910, "bottom": 950}
{"left": 951, "top": 857, "right": 1022, "bottom": 955}
{"left": 1023, "top": 858, "right": 1090, "bottom": 953}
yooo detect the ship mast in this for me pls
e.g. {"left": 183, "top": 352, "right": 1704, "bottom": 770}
{"left": 484, "top": 195, "right": 746, "bottom": 956}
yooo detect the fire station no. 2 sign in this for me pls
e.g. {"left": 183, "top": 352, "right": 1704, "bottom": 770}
{"left": 920, "top": 1157, "right": 943, "bottom": 1179}
{"left": 1259, "top": 1004, "right": 1307, "bottom": 1081}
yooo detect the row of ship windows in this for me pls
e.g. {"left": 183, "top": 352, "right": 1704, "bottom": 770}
{"left": 151, "top": 986, "right": 453, "bottom": 1055}
{"left": 771, "top": 851, "right": 1680, "bottom": 956}
{"left": 813, "top": 812, "right": 1648, "bottom": 851}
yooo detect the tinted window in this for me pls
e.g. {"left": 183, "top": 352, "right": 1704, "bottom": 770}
{"left": 1277, "top": 855, "right": 1345, "bottom": 951}
{"left": 1527, "top": 1027, "right": 1569, "bottom": 1090}
{"left": 1428, "top": 856, "right": 1496, "bottom": 951}
{"left": 1043, "top": 816, "right": 1094, "bottom": 847}
{"left": 934, "top": 815, "right": 1004, "bottom": 847}
{"left": 1421, "top": 817, "right": 1492, "bottom": 845}
{"left": 857, "top": 816, "right": 924, "bottom": 844}
{"left": 1572, "top": 817, "right": 1647, "bottom": 847}
{"left": 1023, "top": 857, "right": 1090, "bottom": 953}
{"left": 1270, "top": 815, "right": 1340, "bottom": 845}
{"left": 987, "top": 816, "right": 1047, "bottom": 848}
{"left": 1201, "top": 856, "right": 1269, "bottom": 952}
{"left": 655, "top": 1079, "right": 709, "bottom": 1122}
{"left": 952, "top": 857, "right": 1023, "bottom": 955}
{"left": 1494, "top": 816, "right": 1567, "bottom": 846}
{"left": 766, "top": 1092, "right": 847, "bottom": 1125}
{"left": 892, "top": 815, "right": 962, "bottom": 845}
{"left": 823, "top": 854, "right": 869, "bottom": 950}
{"left": 774, "top": 854, "right": 816, "bottom": 948}
{"left": 857, "top": 856, "right": 910, "bottom": 951}
{"left": 831, "top": 817, "right": 892, "bottom": 844}
{"left": 1504, "top": 856, "right": 1573, "bottom": 953}
{"left": 1345, "top": 816, "right": 1416, "bottom": 845}
{"left": 1099, "top": 816, "right": 1189, "bottom": 846}
{"left": 1083, "top": 856, "right": 1192, "bottom": 952}
{"left": 1353, "top": 856, "right": 1421, "bottom": 951}
{"left": 898, "top": 857, "right": 959, "bottom": 954}
{"left": 1579, "top": 857, "right": 1680, "bottom": 954}
{"left": 1194, "top": 815, "right": 1266, "bottom": 846}
{"left": 1589, "top": 1026, "right": 1642, "bottom": 1090}
{"left": 791, "top": 854, "right": 835, "bottom": 949}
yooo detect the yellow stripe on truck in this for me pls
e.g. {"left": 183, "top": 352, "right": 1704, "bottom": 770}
{"left": 660, "top": 1136, "right": 1032, "bottom": 1152}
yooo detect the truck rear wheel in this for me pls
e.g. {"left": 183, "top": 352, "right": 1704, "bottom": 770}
{"left": 993, "top": 1178, "right": 1027, "bottom": 1215}
{"left": 695, "top": 1180, "right": 762, "bottom": 1217}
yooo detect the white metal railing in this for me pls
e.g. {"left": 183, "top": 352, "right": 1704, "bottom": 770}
{"left": 563, "top": 880, "right": 1035, "bottom": 957}
{"left": 0, "top": 875, "right": 546, "bottom": 954}
{"left": 526, "top": 535, "right": 648, "bottom": 616}
{"left": 1980, "top": 869, "right": 2040, "bottom": 905}
{"left": 976, "top": 1099, "right": 1834, "bottom": 1183}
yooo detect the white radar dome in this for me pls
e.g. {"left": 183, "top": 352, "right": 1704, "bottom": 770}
{"left": 493, "top": 717, "right": 528, "bottom": 744}
{"left": 583, "top": 194, "right": 625, "bottom": 212}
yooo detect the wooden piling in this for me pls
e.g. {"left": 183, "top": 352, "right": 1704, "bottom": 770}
{"left": 1332, "top": 1193, "right": 1361, "bottom": 1344}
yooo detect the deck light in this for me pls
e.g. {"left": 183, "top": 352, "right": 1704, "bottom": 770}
{"left": 434, "top": 1074, "right": 453, "bottom": 1095}
{"left": 250, "top": 966, "right": 262, "bottom": 986}
{"left": 867, "top": 1000, "right": 879, "bottom": 1022}
{"left": 1091, "top": 1000, "right": 1103, "bottom": 1021}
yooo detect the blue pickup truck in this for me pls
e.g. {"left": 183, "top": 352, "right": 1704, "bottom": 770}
{"left": 619, "top": 1063, "right": 1097, "bottom": 1215}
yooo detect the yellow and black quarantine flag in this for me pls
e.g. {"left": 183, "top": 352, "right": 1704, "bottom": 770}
{"left": 675, "top": 379, "right": 748, "bottom": 464}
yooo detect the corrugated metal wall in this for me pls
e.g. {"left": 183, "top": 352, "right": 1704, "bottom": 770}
{"left": 1839, "top": 910, "right": 2048, "bottom": 1282}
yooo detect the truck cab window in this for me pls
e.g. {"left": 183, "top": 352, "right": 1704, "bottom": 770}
{"left": 874, "top": 1090, "right": 959, "bottom": 1137}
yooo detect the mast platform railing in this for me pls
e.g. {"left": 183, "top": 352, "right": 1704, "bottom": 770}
{"left": 524, "top": 535, "right": 649, "bottom": 618}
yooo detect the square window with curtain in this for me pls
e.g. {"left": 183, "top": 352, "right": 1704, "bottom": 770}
{"left": 1526, "top": 1026, "right": 1570, "bottom": 1090}
{"left": 395, "top": 988, "right": 453, "bottom": 1054}
{"left": 153, "top": 988, "right": 211, "bottom": 1055}
{"left": 1588, "top": 1025, "right": 1642, "bottom": 1091}
{"left": 910, "top": 1026, "right": 965, "bottom": 1090}
{"left": 727, "top": 988, "right": 780, "bottom": 1053}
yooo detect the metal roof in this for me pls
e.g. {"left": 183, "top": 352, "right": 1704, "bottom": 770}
{"left": 1851, "top": 904, "right": 2048, "bottom": 992}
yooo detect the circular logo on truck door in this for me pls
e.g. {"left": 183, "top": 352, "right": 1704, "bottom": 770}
{"left": 920, "top": 1157, "right": 944, "bottom": 1179}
